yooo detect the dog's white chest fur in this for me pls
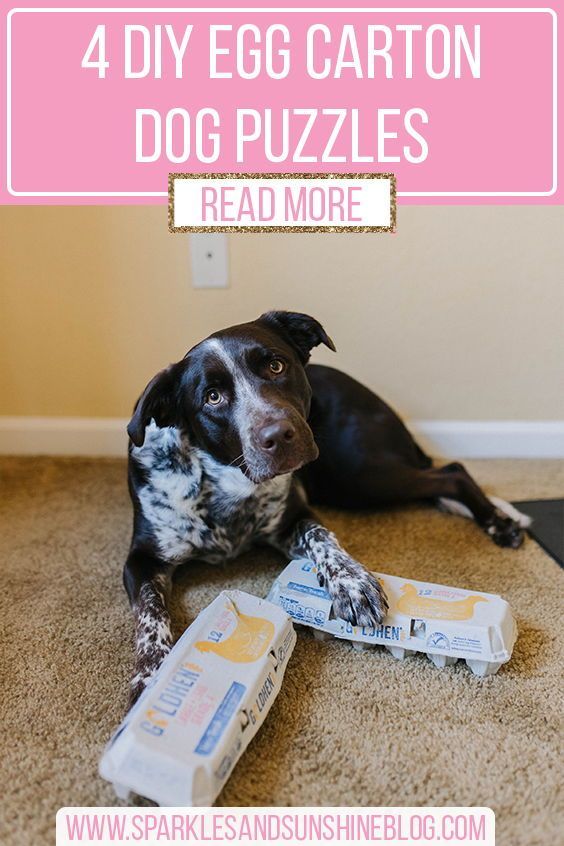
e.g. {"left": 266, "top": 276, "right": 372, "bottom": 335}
{"left": 132, "top": 422, "right": 291, "bottom": 562}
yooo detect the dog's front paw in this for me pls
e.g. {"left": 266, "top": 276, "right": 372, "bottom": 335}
{"left": 484, "top": 511, "right": 525, "bottom": 549}
{"left": 319, "top": 558, "right": 389, "bottom": 627}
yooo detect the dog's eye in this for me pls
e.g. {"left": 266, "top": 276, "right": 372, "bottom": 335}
{"left": 269, "top": 359, "right": 285, "bottom": 375}
{"left": 205, "top": 389, "right": 223, "bottom": 406}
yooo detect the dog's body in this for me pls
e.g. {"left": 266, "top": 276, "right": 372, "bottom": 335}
{"left": 124, "top": 312, "right": 529, "bottom": 705}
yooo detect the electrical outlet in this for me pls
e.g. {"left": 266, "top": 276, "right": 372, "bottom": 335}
{"left": 189, "top": 233, "right": 229, "bottom": 288}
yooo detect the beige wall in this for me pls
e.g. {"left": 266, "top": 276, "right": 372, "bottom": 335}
{"left": 1, "top": 205, "right": 563, "bottom": 420}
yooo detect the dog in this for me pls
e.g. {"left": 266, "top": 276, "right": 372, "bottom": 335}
{"left": 124, "top": 310, "right": 530, "bottom": 705}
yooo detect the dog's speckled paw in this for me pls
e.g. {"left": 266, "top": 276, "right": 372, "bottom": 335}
{"left": 320, "top": 560, "right": 389, "bottom": 627}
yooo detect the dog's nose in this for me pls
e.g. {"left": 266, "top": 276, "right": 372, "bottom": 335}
{"left": 258, "top": 420, "right": 296, "bottom": 452}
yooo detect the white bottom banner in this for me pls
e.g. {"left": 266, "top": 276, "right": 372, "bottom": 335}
{"left": 56, "top": 807, "right": 494, "bottom": 846}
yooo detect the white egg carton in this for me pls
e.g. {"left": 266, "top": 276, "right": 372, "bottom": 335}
{"left": 267, "top": 559, "right": 517, "bottom": 677}
{"left": 99, "top": 590, "right": 296, "bottom": 806}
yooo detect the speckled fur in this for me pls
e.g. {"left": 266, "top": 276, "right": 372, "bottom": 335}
{"left": 129, "top": 579, "right": 173, "bottom": 706}
{"left": 133, "top": 421, "right": 293, "bottom": 565}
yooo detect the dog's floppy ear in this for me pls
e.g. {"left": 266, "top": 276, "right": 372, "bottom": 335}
{"left": 258, "top": 311, "right": 336, "bottom": 363}
{"left": 127, "top": 363, "right": 182, "bottom": 447}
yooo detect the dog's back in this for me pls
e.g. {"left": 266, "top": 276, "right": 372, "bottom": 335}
{"left": 301, "top": 364, "right": 433, "bottom": 509}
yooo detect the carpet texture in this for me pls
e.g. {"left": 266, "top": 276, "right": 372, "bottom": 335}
{"left": 2, "top": 457, "right": 563, "bottom": 846}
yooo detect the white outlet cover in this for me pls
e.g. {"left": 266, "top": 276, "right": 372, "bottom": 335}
{"left": 189, "top": 233, "right": 229, "bottom": 289}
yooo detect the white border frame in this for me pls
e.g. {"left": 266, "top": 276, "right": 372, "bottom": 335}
{"left": 5, "top": 7, "right": 558, "bottom": 197}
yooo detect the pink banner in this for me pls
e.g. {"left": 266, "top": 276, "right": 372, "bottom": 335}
{"left": 1, "top": 2, "right": 560, "bottom": 204}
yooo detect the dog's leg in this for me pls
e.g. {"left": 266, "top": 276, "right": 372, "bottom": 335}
{"left": 414, "top": 462, "right": 529, "bottom": 548}
{"left": 304, "top": 366, "right": 530, "bottom": 552}
{"left": 123, "top": 549, "right": 174, "bottom": 709}
{"left": 439, "top": 494, "right": 531, "bottom": 528}
{"left": 280, "top": 518, "right": 389, "bottom": 627}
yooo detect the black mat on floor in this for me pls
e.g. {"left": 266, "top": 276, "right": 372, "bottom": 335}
{"left": 513, "top": 499, "right": 564, "bottom": 568}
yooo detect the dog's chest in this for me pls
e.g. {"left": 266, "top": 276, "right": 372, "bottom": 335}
{"left": 132, "top": 425, "right": 290, "bottom": 563}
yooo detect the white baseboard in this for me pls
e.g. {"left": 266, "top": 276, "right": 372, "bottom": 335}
{"left": 413, "top": 420, "right": 564, "bottom": 459}
{"left": 0, "top": 416, "right": 563, "bottom": 459}
{"left": 0, "top": 417, "right": 129, "bottom": 457}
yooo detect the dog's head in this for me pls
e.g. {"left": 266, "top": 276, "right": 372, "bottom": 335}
{"left": 127, "top": 311, "right": 335, "bottom": 483}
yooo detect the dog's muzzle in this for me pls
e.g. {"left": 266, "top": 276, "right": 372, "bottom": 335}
{"left": 245, "top": 413, "right": 318, "bottom": 482}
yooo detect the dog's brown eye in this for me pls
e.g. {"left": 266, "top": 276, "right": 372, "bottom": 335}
{"left": 205, "top": 389, "right": 223, "bottom": 406}
{"left": 269, "top": 359, "right": 285, "bottom": 375}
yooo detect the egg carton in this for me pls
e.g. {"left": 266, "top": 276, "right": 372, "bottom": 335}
{"left": 99, "top": 590, "right": 296, "bottom": 806}
{"left": 267, "top": 560, "right": 517, "bottom": 677}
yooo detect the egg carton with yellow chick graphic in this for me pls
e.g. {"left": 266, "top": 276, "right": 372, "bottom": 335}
{"left": 99, "top": 590, "right": 296, "bottom": 806}
{"left": 267, "top": 560, "right": 517, "bottom": 677}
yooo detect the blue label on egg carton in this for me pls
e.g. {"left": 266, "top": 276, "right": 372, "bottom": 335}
{"left": 277, "top": 587, "right": 403, "bottom": 641}
{"left": 278, "top": 595, "right": 328, "bottom": 626}
{"left": 195, "top": 682, "right": 246, "bottom": 756}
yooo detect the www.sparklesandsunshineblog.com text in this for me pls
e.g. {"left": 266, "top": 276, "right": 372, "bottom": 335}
{"left": 59, "top": 809, "right": 491, "bottom": 844}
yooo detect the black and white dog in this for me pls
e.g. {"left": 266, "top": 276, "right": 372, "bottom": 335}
{"left": 124, "top": 311, "right": 529, "bottom": 705}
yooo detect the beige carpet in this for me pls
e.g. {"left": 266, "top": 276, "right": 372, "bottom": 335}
{"left": 1, "top": 457, "right": 563, "bottom": 846}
